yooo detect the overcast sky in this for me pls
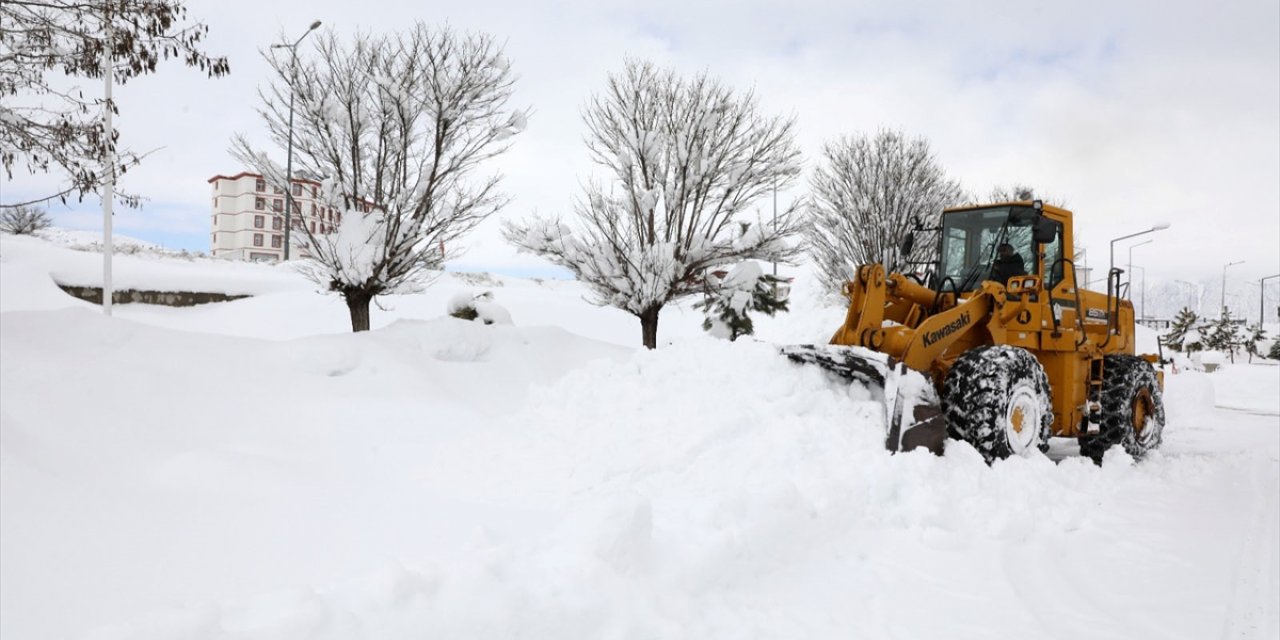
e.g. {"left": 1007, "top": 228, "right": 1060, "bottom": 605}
{"left": 6, "top": 0, "right": 1278, "bottom": 285}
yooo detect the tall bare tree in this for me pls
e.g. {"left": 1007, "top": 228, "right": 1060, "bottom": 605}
{"left": 235, "top": 25, "right": 527, "bottom": 332}
{"left": 804, "top": 130, "right": 963, "bottom": 293}
{"left": 504, "top": 60, "right": 802, "bottom": 349}
{"left": 0, "top": 0, "right": 229, "bottom": 208}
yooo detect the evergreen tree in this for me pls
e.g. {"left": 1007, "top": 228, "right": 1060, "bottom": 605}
{"left": 1204, "top": 309, "right": 1241, "bottom": 362}
{"left": 696, "top": 262, "right": 789, "bottom": 341}
{"left": 1164, "top": 307, "right": 1198, "bottom": 352}
{"left": 1243, "top": 324, "right": 1267, "bottom": 363}
{"left": 1268, "top": 339, "right": 1280, "bottom": 360}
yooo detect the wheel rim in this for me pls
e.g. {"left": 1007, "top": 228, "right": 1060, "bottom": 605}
{"left": 1132, "top": 388, "right": 1152, "bottom": 435}
{"left": 1005, "top": 385, "right": 1043, "bottom": 455}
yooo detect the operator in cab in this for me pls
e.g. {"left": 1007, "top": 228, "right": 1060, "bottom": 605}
{"left": 990, "top": 242, "right": 1027, "bottom": 284}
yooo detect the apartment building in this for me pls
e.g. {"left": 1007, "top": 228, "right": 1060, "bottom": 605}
{"left": 208, "top": 172, "right": 347, "bottom": 261}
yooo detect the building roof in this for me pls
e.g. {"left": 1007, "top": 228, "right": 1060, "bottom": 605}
{"left": 207, "top": 171, "right": 323, "bottom": 186}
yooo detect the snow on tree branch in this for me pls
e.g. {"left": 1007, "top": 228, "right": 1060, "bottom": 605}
{"left": 234, "top": 23, "right": 527, "bottom": 331}
{"left": 503, "top": 59, "right": 801, "bottom": 348}
{"left": 804, "top": 129, "right": 963, "bottom": 293}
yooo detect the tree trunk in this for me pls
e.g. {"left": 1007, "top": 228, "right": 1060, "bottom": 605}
{"left": 344, "top": 289, "right": 374, "bottom": 332}
{"left": 640, "top": 306, "right": 661, "bottom": 349}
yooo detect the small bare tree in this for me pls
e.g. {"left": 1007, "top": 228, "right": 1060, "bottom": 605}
{"left": 504, "top": 60, "right": 802, "bottom": 349}
{"left": 804, "top": 130, "right": 963, "bottom": 293}
{"left": 0, "top": 205, "right": 53, "bottom": 234}
{"left": 0, "top": 0, "right": 229, "bottom": 208}
{"left": 235, "top": 25, "right": 527, "bottom": 331}
{"left": 986, "top": 184, "right": 1066, "bottom": 207}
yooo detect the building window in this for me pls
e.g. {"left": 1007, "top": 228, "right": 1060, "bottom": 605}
{"left": 273, "top": 199, "right": 283, "bottom": 212}
{"left": 253, "top": 233, "right": 264, "bottom": 247}
{"left": 271, "top": 235, "right": 282, "bottom": 248}
{"left": 255, "top": 197, "right": 265, "bottom": 211}
{"left": 273, "top": 185, "right": 283, "bottom": 194}
{"left": 272, "top": 216, "right": 282, "bottom": 230}
{"left": 312, "top": 185, "right": 318, "bottom": 198}
{"left": 310, "top": 221, "right": 316, "bottom": 233}
{"left": 292, "top": 183, "right": 302, "bottom": 196}
{"left": 255, "top": 178, "right": 266, "bottom": 192}
{"left": 254, "top": 215, "right": 265, "bottom": 229}
{"left": 311, "top": 203, "right": 316, "bottom": 215}
{"left": 292, "top": 201, "right": 301, "bottom": 214}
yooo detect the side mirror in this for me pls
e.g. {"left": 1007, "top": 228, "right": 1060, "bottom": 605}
{"left": 1033, "top": 218, "right": 1057, "bottom": 244}
{"left": 901, "top": 231, "right": 916, "bottom": 257}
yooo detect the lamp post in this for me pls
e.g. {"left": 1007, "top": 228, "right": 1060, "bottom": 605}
{"left": 272, "top": 20, "right": 322, "bottom": 261}
{"left": 1109, "top": 222, "right": 1170, "bottom": 285}
{"left": 1260, "top": 274, "right": 1280, "bottom": 324}
{"left": 101, "top": 7, "right": 114, "bottom": 315}
{"left": 1130, "top": 265, "right": 1146, "bottom": 321}
{"left": 1221, "top": 260, "right": 1245, "bottom": 315}
{"left": 1126, "top": 239, "right": 1153, "bottom": 299}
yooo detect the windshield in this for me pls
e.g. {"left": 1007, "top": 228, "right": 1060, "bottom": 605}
{"left": 938, "top": 206, "right": 1039, "bottom": 290}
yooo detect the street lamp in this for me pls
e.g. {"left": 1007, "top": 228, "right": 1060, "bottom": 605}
{"left": 1126, "top": 239, "right": 1153, "bottom": 299}
{"left": 1221, "top": 260, "right": 1245, "bottom": 315}
{"left": 1130, "top": 265, "right": 1147, "bottom": 321}
{"left": 1109, "top": 222, "right": 1170, "bottom": 285}
{"left": 1261, "top": 274, "right": 1280, "bottom": 324}
{"left": 271, "top": 19, "right": 322, "bottom": 261}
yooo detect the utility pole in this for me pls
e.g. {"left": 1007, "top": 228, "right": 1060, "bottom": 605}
{"left": 102, "top": 7, "right": 114, "bottom": 316}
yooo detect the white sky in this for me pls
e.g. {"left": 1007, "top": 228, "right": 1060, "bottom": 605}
{"left": 5, "top": 0, "right": 1278, "bottom": 283}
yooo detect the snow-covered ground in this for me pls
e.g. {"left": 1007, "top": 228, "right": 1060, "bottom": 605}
{"left": 2, "top": 231, "right": 1277, "bottom": 640}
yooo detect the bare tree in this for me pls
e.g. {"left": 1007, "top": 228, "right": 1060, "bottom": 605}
{"left": 234, "top": 25, "right": 527, "bottom": 332}
{"left": 986, "top": 184, "right": 1066, "bottom": 207}
{"left": 0, "top": 205, "right": 52, "bottom": 234}
{"left": 804, "top": 130, "right": 963, "bottom": 293}
{"left": 0, "top": 0, "right": 229, "bottom": 208}
{"left": 504, "top": 60, "right": 802, "bottom": 349}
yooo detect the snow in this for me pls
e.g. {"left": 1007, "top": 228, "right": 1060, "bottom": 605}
{"left": 2, "top": 231, "right": 1277, "bottom": 640}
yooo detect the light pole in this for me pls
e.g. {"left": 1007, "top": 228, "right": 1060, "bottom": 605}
{"left": 272, "top": 20, "right": 322, "bottom": 261}
{"left": 1130, "top": 265, "right": 1147, "bottom": 321}
{"left": 1261, "top": 274, "right": 1280, "bottom": 324}
{"left": 1221, "top": 260, "right": 1245, "bottom": 316}
{"left": 1109, "top": 223, "right": 1170, "bottom": 285}
{"left": 1126, "top": 239, "right": 1153, "bottom": 299}
{"left": 101, "top": 7, "right": 114, "bottom": 316}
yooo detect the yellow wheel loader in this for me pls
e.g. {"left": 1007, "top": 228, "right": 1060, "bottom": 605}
{"left": 786, "top": 201, "right": 1165, "bottom": 463}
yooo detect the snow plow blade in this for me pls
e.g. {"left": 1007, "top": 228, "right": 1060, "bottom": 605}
{"left": 782, "top": 345, "right": 946, "bottom": 455}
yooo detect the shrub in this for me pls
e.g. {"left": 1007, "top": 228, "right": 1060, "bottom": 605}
{"left": 0, "top": 206, "right": 52, "bottom": 235}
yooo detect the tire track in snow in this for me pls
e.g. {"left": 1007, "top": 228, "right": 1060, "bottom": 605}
{"left": 1219, "top": 456, "right": 1280, "bottom": 639}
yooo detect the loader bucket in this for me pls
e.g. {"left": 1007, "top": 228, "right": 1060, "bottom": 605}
{"left": 782, "top": 345, "right": 947, "bottom": 455}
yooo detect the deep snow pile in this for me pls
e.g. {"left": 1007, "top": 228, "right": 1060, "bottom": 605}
{"left": 1, "top": 232, "right": 1277, "bottom": 640}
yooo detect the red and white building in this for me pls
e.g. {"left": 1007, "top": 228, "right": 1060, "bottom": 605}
{"left": 208, "top": 172, "right": 347, "bottom": 262}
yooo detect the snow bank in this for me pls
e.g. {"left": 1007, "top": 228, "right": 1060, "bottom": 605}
{"left": 2, "top": 233, "right": 1277, "bottom": 640}
{"left": 2, "top": 232, "right": 309, "bottom": 296}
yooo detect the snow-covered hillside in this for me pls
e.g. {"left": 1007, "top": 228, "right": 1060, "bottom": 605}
{"left": 2, "top": 232, "right": 1277, "bottom": 640}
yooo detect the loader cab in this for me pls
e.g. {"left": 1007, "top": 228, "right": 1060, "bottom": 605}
{"left": 936, "top": 203, "right": 1064, "bottom": 292}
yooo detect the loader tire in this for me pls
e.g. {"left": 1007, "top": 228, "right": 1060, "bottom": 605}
{"left": 1079, "top": 355, "right": 1165, "bottom": 463}
{"left": 942, "top": 346, "right": 1052, "bottom": 463}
